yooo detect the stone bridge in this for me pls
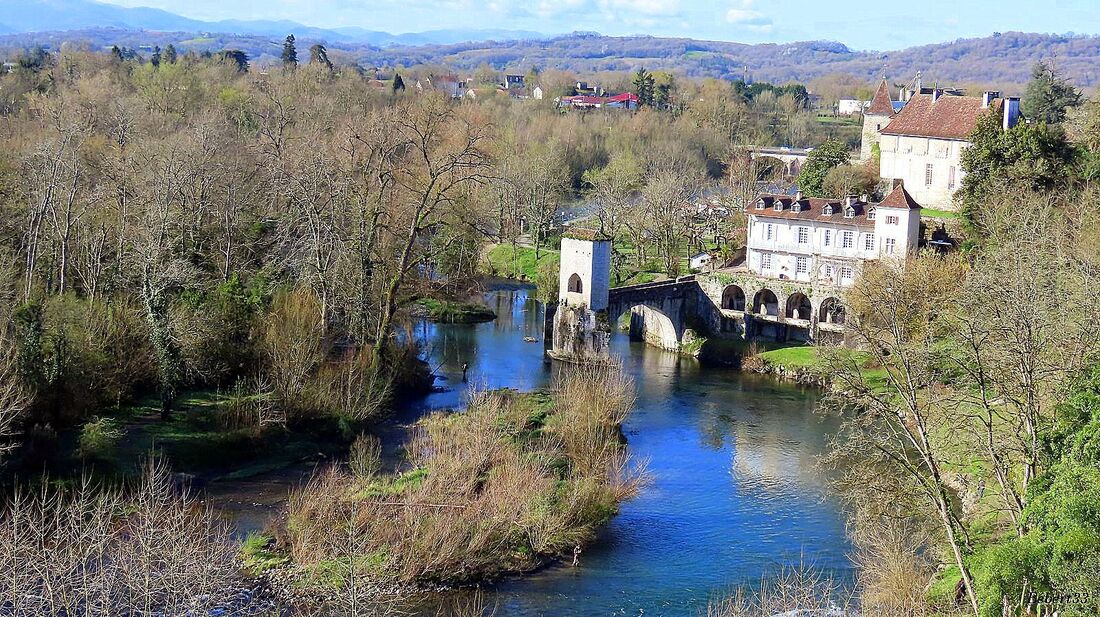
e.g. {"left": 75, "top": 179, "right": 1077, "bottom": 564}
{"left": 547, "top": 229, "right": 849, "bottom": 361}
{"left": 605, "top": 276, "right": 719, "bottom": 351}
{"left": 749, "top": 146, "right": 811, "bottom": 178}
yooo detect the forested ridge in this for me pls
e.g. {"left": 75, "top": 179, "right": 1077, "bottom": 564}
{"left": 6, "top": 30, "right": 1100, "bottom": 88}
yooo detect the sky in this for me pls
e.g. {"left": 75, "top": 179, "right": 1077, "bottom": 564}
{"left": 99, "top": 0, "right": 1100, "bottom": 50}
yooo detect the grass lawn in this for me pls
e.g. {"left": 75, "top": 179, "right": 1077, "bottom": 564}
{"left": 756, "top": 344, "right": 889, "bottom": 390}
{"left": 484, "top": 244, "right": 558, "bottom": 281}
{"left": 920, "top": 207, "right": 959, "bottom": 220}
{"left": 816, "top": 115, "right": 860, "bottom": 126}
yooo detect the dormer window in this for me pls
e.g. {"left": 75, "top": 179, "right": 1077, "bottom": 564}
{"left": 844, "top": 207, "right": 855, "bottom": 218}
{"left": 823, "top": 204, "right": 834, "bottom": 215}
{"left": 756, "top": 199, "right": 766, "bottom": 210}
{"left": 792, "top": 202, "right": 802, "bottom": 213}
{"left": 773, "top": 202, "right": 783, "bottom": 212}
{"left": 867, "top": 208, "right": 876, "bottom": 221}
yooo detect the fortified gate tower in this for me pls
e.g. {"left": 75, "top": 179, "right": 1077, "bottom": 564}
{"left": 547, "top": 228, "right": 612, "bottom": 362}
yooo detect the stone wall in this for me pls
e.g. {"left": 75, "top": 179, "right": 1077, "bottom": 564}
{"left": 547, "top": 303, "right": 611, "bottom": 363}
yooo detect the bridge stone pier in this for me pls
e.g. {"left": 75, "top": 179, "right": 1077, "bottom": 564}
{"left": 547, "top": 229, "right": 850, "bottom": 362}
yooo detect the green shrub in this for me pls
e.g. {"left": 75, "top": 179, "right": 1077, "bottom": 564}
{"left": 78, "top": 417, "right": 124, "bottom": 461}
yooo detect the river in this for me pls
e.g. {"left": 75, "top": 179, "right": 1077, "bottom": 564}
{"left": 402, "top": 286, "right": 854, "bottom": 616}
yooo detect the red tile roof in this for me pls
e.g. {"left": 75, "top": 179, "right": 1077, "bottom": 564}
{"left": 749, "top": 195, "right": 876, "bottom": 228}
{"left": 867, "top": 80, "right": 895, "bottom": 116}
{"left": 878, "top": 183, "right": 921, "bottom": 209}
{"left": 881, "top": 93, "right": 1001, "bottom": 140}
{"left": 563, "top": 227, "right": 612, "bottom": 241}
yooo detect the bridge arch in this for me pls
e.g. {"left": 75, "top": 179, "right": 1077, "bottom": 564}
{"left": 751, "top": 155, "right": 791, "bottom": 180}
{"left": 785, "top": 292, "right": 812, "bottom": 321}
{"left": 621, "top": 304, "right": 681, "bottom": 351}
{"left": 752, "top": 289, "right": 780, "bottom": 316}
{"left": 819, "top": 297, "right": 847, "bottom": 325}
{"left": 721, "top": 284, "right": 746, "bottom": 311}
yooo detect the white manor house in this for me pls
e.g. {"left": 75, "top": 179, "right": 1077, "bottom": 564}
{"left": 745, "top": 184, "right": 921, "bottom": 288}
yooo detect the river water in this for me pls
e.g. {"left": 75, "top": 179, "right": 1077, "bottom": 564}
{"left": 404, "top": 286, "right": 854, "bottom": 616}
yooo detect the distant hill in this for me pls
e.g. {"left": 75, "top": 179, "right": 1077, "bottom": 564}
{"left": 2, "top": 4, "right": 1100, "bottom": 89}
{"left": 0, "top": 0, "right": 543, "bottom": 46}
{"left": 355, "top": 32, "right": 1100, "bottom": 88}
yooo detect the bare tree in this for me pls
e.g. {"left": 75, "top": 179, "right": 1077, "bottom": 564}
{"left": 824, "top": 254, "right": 980, "bottom": 616}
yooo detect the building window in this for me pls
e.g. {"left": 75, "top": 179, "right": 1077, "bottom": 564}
{"left": 797, "top": 227, "right": 809, "bottom": 244}
{"left": 756, "top": 199, "right": 766, "bottom": 209}
{"left": 841, "top": 266, "right": 854, "bottom": 281}
{"left": 567, "top": 273, "right": 583, "bottom": 293}
{"left": 765, "top": 223, "right": 774, "bottom": 241}
{"left": 844, "top": 207, "right": 855, "bottom": 218}
{"left": 761, "top": 253, "right": 773, "bottom": 270}
{"left": 948, "top": 166, "right": 956, "bottom": 189}
{"left": 885, "top": 237, "right": 897, "bottom": 254}
{"left": 823, "top": 205, "right": 833, "bottom": 215}
{"left": 867, "top": 208, "right": 876, "bottom": 221}
{"left": 823, "top": 264, "right": 834, "bottom": 279}
{"left": 925, "top": 163, "right": 934, "bottom": 186}
{"left": 796, "top": 257, "right": 809, "bottom": 275}
{"left": 823, "top": 229, "right": 832, "bottom": 246}
{"left": 864, "top": 233, "right": 875, "bottom": 251}
{"left": 885, "top": 215, "right": 900, "bottom": 225}
{"left": 841, "top": 231, "right": 854, "bottom": 249}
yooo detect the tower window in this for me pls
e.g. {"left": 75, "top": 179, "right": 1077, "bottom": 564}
{"left": 925, "top": 163, "right": 934, "bottom": 186}
{"left": 567, "top": 273, "right": 583, "bottom": 294}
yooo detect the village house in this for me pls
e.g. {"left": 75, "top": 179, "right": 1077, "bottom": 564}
{"left": 878, "top": 90, "right": 1020, "bottom": 210}
{"left": 838, "top": 98, "right": 867, "bottom": 116}
{"left": 558, "top": 92, "right": 639, "bottom": 110}
{"left": 745, "top": 185, "right": 922, "bottom": 287}
{"left": 415, "top": 74, "right": 469, "bottom": 99}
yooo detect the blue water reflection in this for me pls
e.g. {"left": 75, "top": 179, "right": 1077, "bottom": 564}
{"left": 412, "top": 287, "right": 853, "bottom": 616}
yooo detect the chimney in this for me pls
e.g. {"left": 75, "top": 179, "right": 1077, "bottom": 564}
{"left": 981, "top": 91, "right": 1000, "bottom": 108}
{"left": 859, "top": 193, "right": 870, "bottom": 203}
{"left": 1003, "top": 97, "right": 1021, "bottom": 130}
{"left": 845, "top": 196, "right": 856, "bottom": 207}
{"left": 795, "top": 190, "right": 803, "bottom": 201}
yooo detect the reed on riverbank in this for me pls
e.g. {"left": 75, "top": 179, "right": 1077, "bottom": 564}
{"left": 275, "top": 363, "right": 644, "bottom": 599}
{"left": 0, "top": 460, "right": 254, "bottom": 616}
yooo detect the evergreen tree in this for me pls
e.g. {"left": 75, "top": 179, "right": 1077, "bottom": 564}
{"left": 150, "top": 46, "right": 161, "bottom": 68}
{"left": 1022, "top": 60, "right": 1081, "bottom": 124}
{"left": 958, "top": 109, "right": 1074, "bottom": 232}
{"left": 309, "top": 44, "right": 332, "bottom": 70}
{"left": 632, "top": 67, "right": 655, "bottom": 107}
{"left": 281, "top": 34, "right": 298, "bottom": 68}
{"left": 163, "top": 43, "right": 177, "bottom": 64}
{"left": 795, "top": 138, "right": 850, "bottom": 197}
{"left": 392, "top": 71, "right": 406, "bottom": 94}
{"left": 219, "top": 50, "right": 249, "bottom": 73}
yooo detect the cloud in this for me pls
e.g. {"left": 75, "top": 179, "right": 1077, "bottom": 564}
{"left": 725, "top": 0, "right": 772, "bottom": 31}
